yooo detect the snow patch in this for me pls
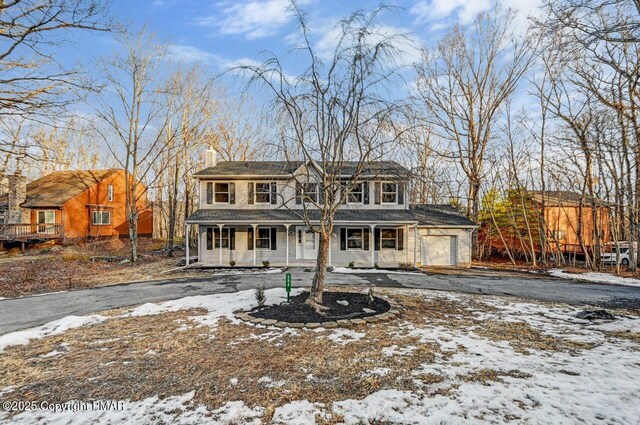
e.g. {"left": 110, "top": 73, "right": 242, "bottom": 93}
{"left": 0, "top": 315, "right": 108, "bottom": 352}
{"left": 331, "top": 267, "right": 422, "bottom": 275}
{"left": 323, "top": 328, "right": 366, "bottom": 345}
{"left": 272, "top": 400, "right": 325, "bottom": 425}
{"left": 548, "top": 268, "right": 640, "bottom": 287}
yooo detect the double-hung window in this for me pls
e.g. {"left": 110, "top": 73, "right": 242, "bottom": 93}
{"left": 256, "top": 228, "right": 271, "bottom": 249}
{"left": 347, "top": 228, "right": 364, "bottom": 249}
{"left": 214, "top": 228, "right": 230, "bottom": 248}
{"left": 347, "top": 182, "right": 364, "bottom": 204}
{"left": 303, "top": 183, "right": 318, "bottom": 203}
{"left": 380, "top": 228, "right": 398, "bottom": 249}
{"left": 92, "top": 210, "right": 111, "bottom": 226}
{"left": 381, "top": 182, "right": 398, "bottom": 204}
{"left": 255, "top": 183, "right": 271, "bottom": 203}
{"left": 206, "top": 182, "right": 231, "bottom": 204}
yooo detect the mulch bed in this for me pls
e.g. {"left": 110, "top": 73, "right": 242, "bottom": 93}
{"left": 250, "top": 291, "right": 390, "bottom": 323}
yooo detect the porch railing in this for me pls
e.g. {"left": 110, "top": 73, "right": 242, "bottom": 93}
{"left": 0, "top": 223, "right": 63, "bottom": 241}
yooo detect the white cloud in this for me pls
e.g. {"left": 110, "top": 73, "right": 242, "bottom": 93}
{"left": 198, "top": 0, "right": 311, "bottom": 40}
{"left": 167, "top": 44, "right": 222, "bottom": 64}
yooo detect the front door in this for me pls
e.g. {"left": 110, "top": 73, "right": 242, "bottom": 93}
{"left": 296, "top": 226, "right": 318, "bottom": 260}
{"left": 37, "top": 210, "right": 55, "bottom": 233}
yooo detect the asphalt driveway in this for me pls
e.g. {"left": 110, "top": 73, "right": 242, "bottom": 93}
{"left": 1, "top": 267, "right": 639, "bottom": 335}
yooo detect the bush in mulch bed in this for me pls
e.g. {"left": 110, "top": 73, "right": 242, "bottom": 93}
{"left": 250, "top": 291, "right": 390, "bottom": 323}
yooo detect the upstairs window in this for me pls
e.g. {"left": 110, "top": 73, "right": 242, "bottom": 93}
{"left": 107, "top": 184, "right": 114, "bottom": 202}
{"left": 381, "top": 183, "right": 398, "bottom": 204}
{"left": 255, "top": 183, "right": 271, "bottom": 203}
{"left": 206, "top": 182, "right": 234, "bottom": 204}
{"left": 214, "top": 183, "right": 230, "bottom": 203}
{"left": 347, "top": 182, "right": 364, "bottom": 204}
{"left": 303, "top": 183, "right": 318, "bottom": 203}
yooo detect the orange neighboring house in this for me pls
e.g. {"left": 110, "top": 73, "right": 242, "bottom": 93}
{"left": 0, "top": 169, "right": 152, "bottom": 247}
{"left": 530, "top": 191, "right": 611, "bottom": 256}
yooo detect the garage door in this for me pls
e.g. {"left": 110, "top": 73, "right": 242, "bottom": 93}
{"left": 422, "top": 235, "right": 457, "bottom": 266}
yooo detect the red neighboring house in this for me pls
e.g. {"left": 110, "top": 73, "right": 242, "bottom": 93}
{"left": 0, "top": 169, "right": 153, "bottom": 247}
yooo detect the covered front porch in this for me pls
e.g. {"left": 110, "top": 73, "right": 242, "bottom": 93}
{"left": 184, "top": 222, "right": 419, "bottom": 269}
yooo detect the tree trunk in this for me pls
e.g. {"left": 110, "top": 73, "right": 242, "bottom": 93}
{"left": 307, "top": 229, "right": 330, "bottom": 306}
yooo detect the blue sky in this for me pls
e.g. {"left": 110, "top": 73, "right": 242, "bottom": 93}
{"left": 72, "top": 0, "right": 541, "bottom": 78}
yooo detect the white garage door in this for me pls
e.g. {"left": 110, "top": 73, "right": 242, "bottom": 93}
{"left": 422, "top": 235, "right": 457, "bottom": 266}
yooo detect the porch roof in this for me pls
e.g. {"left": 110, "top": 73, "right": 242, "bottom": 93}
{"left": 186, "top": 205, "right": 476, "bottom": 227}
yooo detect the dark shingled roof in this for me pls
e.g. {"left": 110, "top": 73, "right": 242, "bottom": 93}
{"left": 193, "top": 160, "right": 409, "bottom": 178}
{"left": 186, "top": 205, "right": 476, "bottom": 227}
{"left": 409, "top": 204, "right": 476, "bottom": 226}
{"left": 0, "top": 169, "right": 120, "bottom": 208}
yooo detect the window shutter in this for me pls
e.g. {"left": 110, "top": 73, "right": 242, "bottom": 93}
{"left": 340, "top": 228, "right": 346, "bottom": 250}
{"left": 270, "top": 227, "right": 277, "bottom": 250}
{"left": 270, "top": 182, "right": 277, "bottom": 204}
{"left": 397, "top": 228, "right": 404, "bottom": 251}
{"left": 341, "top": 181, "right": 347, "bottom": 204}
{"left": 397, "top": 183, "right": 404, "bottom": 205}
{"left": 374, "top": 228, "right": 381, "bottom": 251}
{"left": 248, "top": 183, "right": 254, "bottom": 205}
{"left": 207, "top": 227, "right": 213, "bottom": 250}
{"left": 295, "top": 182, "right": 302, "bottom": 204}
{"left": 206, "top": 182, "right": 213, "bottom": 204}
{"left": 363, "top": 182, "right": 370, "bottom": 204}
{"left": 318, "top": 183, "right": 324, "bottom": 205}
{"left": 229, "top": 182, "right": 236, "bottom": 204}
{"left": 247, "top": 227, "right": 254, "bottom": 250}
{"left": 363, "top": 227, "right": 370, "bottom": 251}
{"left": 230, "top": 228, "right": 236, "bottom": 250}
{"left": 374, "top": 182, "right": 381, "bottom": 204}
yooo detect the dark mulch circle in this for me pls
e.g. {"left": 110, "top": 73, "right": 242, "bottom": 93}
{"left": 250, "top": 291, "right": 391, "bottom": 323}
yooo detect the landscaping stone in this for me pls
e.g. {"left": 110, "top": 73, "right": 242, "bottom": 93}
{"left": 350, "top": 318, "right": 366, "bottom": 326}
{"left": 305, "top": 322, "right": 321, "bottom": 329}
{"left": 336, "top": 319, "right": 351, "bottom": 326}
{"left": 321, "top": 321, "right": 339, "bottom": 329}
{"left": 261, "top": 319, "right": 278, "bottom": 326}
{"left": 364, "top": 316, "right": 381, "bottom": 323}
{"left": 273, "top": 321, "right": 288, "bottom": 328}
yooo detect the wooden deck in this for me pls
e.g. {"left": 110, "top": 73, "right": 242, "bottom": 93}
{"left": 0, "top": 223, "right": 63, "bottom": 242}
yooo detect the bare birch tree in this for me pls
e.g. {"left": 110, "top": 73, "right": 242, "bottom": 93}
{"left": 238, "top": 5, "right": 407, "bottom": 308}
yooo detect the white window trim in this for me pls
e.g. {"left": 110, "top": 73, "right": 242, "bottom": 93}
{"left": 92, "top": 210, "right": 111, "bottom": 226}
{"left": 346, "top": 182, "right": 364, "bottom": 204}
{"left": 214, "top": 227, "right": 230, "bottom": 249}
{"left": 255, "top": 227, "right": 272, "bottom": 250}
{"left": 206, "top": 181, "right": 231, "bottom": 205}
{"left": 107, "top": 184, "right": 114, "bottom": 202}
{"left": 346, "top": 227, "right": 365, "bottom": 251}
{"left": 380, "top": 227, "right": 399, "bottom": 250}
{"left": 255, "top": 182, "right": 271, "bottom": 204}
{"left": 381, "top": 182, "right": 398, "bottom": 205}
{"left": 302, "top": 182, "right": 318, "bottom": 203}
{"left": 37, "top": 210, "right": 56, "bottom": 224}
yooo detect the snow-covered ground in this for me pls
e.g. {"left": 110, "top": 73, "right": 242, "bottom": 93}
{"left": 1, "top": 288, "right": 639, "bottom": 424}
{"left": 548, "top": 268, "right": 640, "bottom": 287}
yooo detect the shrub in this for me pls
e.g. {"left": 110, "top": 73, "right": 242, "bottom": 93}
{"left": 254, "top": 285, "right": 266, "bottom": 307}
{"left": 374, "top": 262, "right": 380, "bottom": 269}
{"left": 348, "top": 261, "right": 355, "bottom": 269}
{"left": 229, "top": 260, "right": 236, "bottom": 267}
{"left": 398, "top": 262, "right": 415, "bottom": 271}
{"left": 262, "top": 260, "right": 270, "bottom": 268}
{"left": 367, "top": 287, "right": 375, "bottom": 304}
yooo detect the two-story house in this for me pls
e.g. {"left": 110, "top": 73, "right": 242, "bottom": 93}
{"left": 0, "top": 169, "right": 153, "bottom": 248}
{"left": 184, "top": 148, "right": 476, "bottom": 268}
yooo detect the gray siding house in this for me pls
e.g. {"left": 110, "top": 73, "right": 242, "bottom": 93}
{"left": 185, "top": 149, "right": 476, "bottom": 268}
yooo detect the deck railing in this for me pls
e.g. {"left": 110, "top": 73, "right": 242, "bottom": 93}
{"left": 0, "top": 223, "right": 63, "bottom": 241}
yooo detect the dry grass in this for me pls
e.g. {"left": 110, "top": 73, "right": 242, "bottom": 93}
{"left": 0, "top": 289, "right": 612, "bottom": 423}
{"left": 0, "top": 239, "right": 173, "bottom": 298}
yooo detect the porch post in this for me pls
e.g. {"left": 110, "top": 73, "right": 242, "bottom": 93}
{"left": 185, "top": 223, "right": 190, "bottom": 266}
{"left": 251, "top": 224, "right": 257, "bottom": 266}
{"left": 413, "top": 224, "right": 418, "bottom": 267}
{"left": 284, "top": 224, "right": 290, "bottom": 267}
{"left": 218, "top": 224, "right": 224, "bottom": 266}
{"left": 370, "top": 224, "right": 376, "bottom": 267}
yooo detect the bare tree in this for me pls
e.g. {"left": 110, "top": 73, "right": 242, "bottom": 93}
{"left": 0, "top": 0, "right": 112, "bottom": 120}
{"left": 95, "top": 29, "right": 181, "bottom": 262}
{"left": 238, "top": 5, "right": 407, "bottom": 308}
{"left": 414, "top": 7, "right": 536, "bottom": 250}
